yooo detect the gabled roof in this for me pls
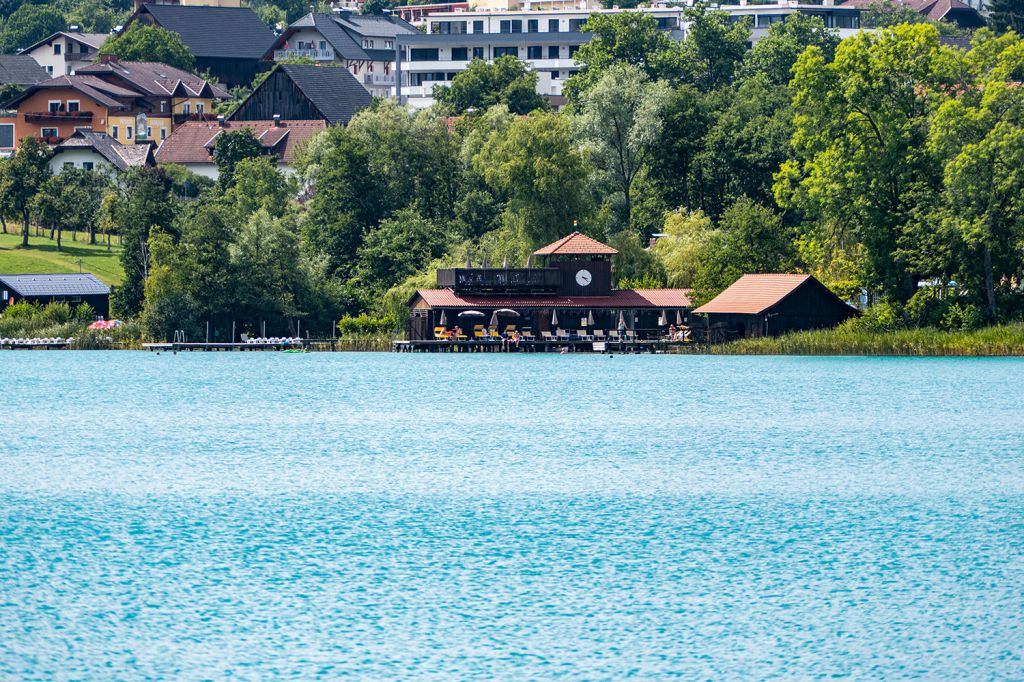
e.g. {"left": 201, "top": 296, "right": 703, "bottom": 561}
{"left": 0, "top": 273, "right": 110, "bottom": 296}
{"left": 232, "top": 64, "right": 371, "bottom": 126}
{"left": 134, "top": 4, "right": 276, "bottom": 59}
{"left": 413, "top": 288, "right": 692, "bottom": 309}
{"left": 19, "top": 31, "right": 109, "bottom": 55}
{"left": 266, "top": 11, "right": 417, "bottom": 62}
{"left": 693, "top": 274, "right": 853, "bottom": 315}
{"left": 52, "top": 131, "right": 154, "bottom": 172}
{"left": 154, "top": 119, "right": 326, "bottom": 165}
{"left": 76, "top": 60, "right": 229, "bottom": 99}
{"left": 0, "top": 55, "right": 48, "bottom": 86}
{"left": 533, "top": 232, "right": 619, "bottom": 256}
{"left": 3, "top": 74, "right": 142, "bottom": 110}
{"left": 840, "top": 0, "right": 983, "bottom": 25}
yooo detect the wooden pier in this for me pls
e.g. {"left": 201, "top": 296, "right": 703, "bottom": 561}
{"left": 143, "top": 341, "right": 310, "bottom": 352}
{"left": 1, "top": 340, "right": 72, "bottom": 350}
{"left": 392, "top": 338, "right": 696, "bottom": 353}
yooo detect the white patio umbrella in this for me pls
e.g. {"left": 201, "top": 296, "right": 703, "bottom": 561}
{"left": 439, "top": 310, "right": 447, "bottom": 326}
{"left": 495, "top": 309, "right": 520, "bottom": 317}
{"left": 502, "top": 255, "right": 508, "bottom": 268}
{"left": 551, "top": 309, "right": 559, "bottom": 326}
{"left": 490, "top": 310, "right": 499, "bottom": 327}
{"left": 458, "top": 310, "right": 485, "bottom": 317}
{"left": 587, "top": 310, "right": 594, "bottom": 326}
{"left": 617, "top": 310, "right": 626, "bottom": 330}
{"left": 676, "top": 309, "right": 684, "bottom": 325}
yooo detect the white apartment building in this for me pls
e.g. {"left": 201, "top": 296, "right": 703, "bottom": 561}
{"left": 395, "top": 3, "right": 862, "bottom": 107}
{"left": 21, "top": 31, "right": 109, "bottom": 76}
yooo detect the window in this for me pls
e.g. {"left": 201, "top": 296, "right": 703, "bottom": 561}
{"left": 45, "top": 65, "right": 53, "bottom": 74}
{"left": 0, "top": 123, "right": 15, "bottom": 149}
{"left": 493, "top": 46, "right": 519, "bottom": 58}
{"left": 362, "top": 38, "right": 374, "bottom": 48}
{"left": 197, "top": 102, "right": 204, "bottom": 114}
{"left": 569, "top": 18, "right": 586, "bottom": 32}
{"left": 499, "top": 19, "right": 522, "bottom": 33}
{"left": 552, "top": 71, "right": 560, "bottom": 80}
{"left": 53, "top": 43, "right": 62, "bottom": 55}
{"left": 835, "top": 13, "right": 858, "bottom": 28}
{"left": 756, "top": 14, "right": 785, "bottom": 28}
{"left": 183, "top": 102, "right": 191, "bottom": 114}
{"left": 451, "top": 47, "right": 468, "bottom": 61}
{"left": 126, "top": 126, "right": 133, "bottom": 139}
{"left": 548, "top": 19, "right": 559, "bottom": 32}
{"left": 472, "top": 47, "right": 484, "bottom": 60}
{"left": 410, "top": 48, "right": 439, "bottom": 61}
{"left": 527, "top": 19, "right": 538, "bottom": 33}
{"left": 569, "top": 44, "right": 580, "bottom": 58}
{"left": 473, "top": 20, "right": 483, "bottom": 33}
{"left": 656, "top": 17, "right": 678, "bottom": 30}
{"left": 48, "top": 100, "right": 62, "bottom": 112}
{"left": 433, "top": 20, "right": 466, "bottom": 34}
{"left": 319, "top": 40, "right": 327, "bottom": 50}
{"left": 527, "top": 45, "right": 542, "bottom": 59}
{"left": 548, "top": 45, "right": 559, "bottom": 59}
{"left": 83, "top": 161, "right": 93, "bottom": 171}
{"left": 41, "top": 127, "right": 58, "bottom": 139}
{"left": 112, "top": 125, "right": 118, "bottom": 138}
{"left": 67, "top": 100, "right": 79, "bottom": 112}
{"left": 160, "top": 100, "right": 167, "bottom": 113}
{"left": 385, "top": 39, "right": 394, "bottom": 49}
{"left": 160, "top": 128, "right": 166, "bottom": 141}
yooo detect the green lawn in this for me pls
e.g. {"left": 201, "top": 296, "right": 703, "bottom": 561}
{"left": 0, "top": 231, "right": 123, "bottom": 285}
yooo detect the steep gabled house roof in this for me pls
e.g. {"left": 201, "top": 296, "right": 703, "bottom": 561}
{"left": 3, "top": 74, "right": 145, "bottom": 110}
{"left": 19, "top": 31, "right": 109, "bottom": 55}
{"left": 534, "top": 232, "right": 619, "bottom": 256}
{"left": 131, "top": 4, "right": 276, "bottom": 60}
{"left": 76, "top": 59, "right": 229, "bottom": 99}
{"left": 0, "top": 55, "right": 49, "bottom": 86}
{"left": 154, "top": 119, "right": 326, "bottom": 166}
{"left": 52, "top": 131, "right": 154, "bottom": 171}
{"left": 229, "top": 64, "right": 372, "bottom": 125}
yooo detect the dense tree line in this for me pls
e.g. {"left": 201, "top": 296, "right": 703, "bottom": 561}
{"left": 3, "top": 6, "right": 1024, "bottom": 340}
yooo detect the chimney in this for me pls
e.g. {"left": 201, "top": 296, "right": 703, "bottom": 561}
{"left": 273, "top": 114, "right": 281, "bottom": 127}
{"left": 69, "top": 24, "right": 80, "bottom": 32}
{"left": 217, "top": 114, "right": 225, "bottom": 127}
{"left": 99, "top": 53, "right": 118, "bottom": 64}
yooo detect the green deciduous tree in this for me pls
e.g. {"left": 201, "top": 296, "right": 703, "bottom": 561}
{"left": 574, "top": 63, "right": 669, "bottom": 233}
{"left": 99, "top": 23, "right": 194, "bottom": 72}
{"left": 988, "top": 0, "right": 1024, "bottom": 35}
{"left": 0, "top": 137, "right": 50, "bottom": 247}
{"left": 474, "top": 111, "right": 591, "bottom": 247}
{"left": 563, "top": 12, "right": 684, "bottom": 105}
{"left": 679, "top": 6, "right": 751, "bottom": 92}
{"left": 0, "top": 3, "right": 64, "bottom": 53}
{"left": 355, "top": 208, "right": 449, "bottom": 298}
{"left": 738, "top": 14, "right": 839, "bottom": 87}
{"left": 652, "top": 209, "right": 715, "bottom": 288}
{"left": 31, "top": 167, "right": 110, "bottom": 249}
{"left": 434, "top": 56, "right": 548, "bottom": 115}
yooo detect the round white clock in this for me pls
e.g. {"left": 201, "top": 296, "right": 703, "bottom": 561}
{"left": 575, "top": 269, "right": 592, "bottom": 287}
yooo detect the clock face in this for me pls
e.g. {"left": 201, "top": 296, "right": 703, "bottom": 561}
{"left": 575, "top": 269, "right": 592, "bottom": 287}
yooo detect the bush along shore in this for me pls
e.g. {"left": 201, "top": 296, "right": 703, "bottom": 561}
{"left": 713, "top": 323, "right": 1024, "bottom": 356}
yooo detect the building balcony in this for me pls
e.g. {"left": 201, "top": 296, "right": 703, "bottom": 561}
{"left": 274, "top": 48, "right": 335, "bottom": 61}
{"left": 24, "top": 111, "right": 93, "bottom": 123}
{"left": 363, "top": 73, "right": 396, "bottom": 86}
{"left": 437, "top": 268, "right": 562, "bottom": 294}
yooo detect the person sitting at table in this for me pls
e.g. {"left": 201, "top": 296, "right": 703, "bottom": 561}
{"left": 668, "top": 324, "right": 677, "bottom": 340}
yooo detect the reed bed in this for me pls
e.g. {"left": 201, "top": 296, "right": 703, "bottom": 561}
{"left": 714, "top": 324, "right": 1024, "bottom": 356}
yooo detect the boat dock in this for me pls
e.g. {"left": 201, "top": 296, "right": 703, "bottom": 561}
{"left": 392, "top": 339, "right": 697, "bottom": 353}
{"left": 143, "top": 341, "right": 311, "bottom": 352}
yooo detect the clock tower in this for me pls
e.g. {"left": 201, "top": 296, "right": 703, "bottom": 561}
{"left": 532, "top": 231, "right": 617, "bottom": 297}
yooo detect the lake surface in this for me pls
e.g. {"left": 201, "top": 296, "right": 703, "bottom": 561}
{"left": 1, "top": 352, "right": 1022, "bottom": 679}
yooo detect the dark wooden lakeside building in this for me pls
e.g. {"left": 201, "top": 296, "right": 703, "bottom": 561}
{"left": 0, "top": 273, "right": 110, "bottom": 318}
{"left": 693, "top": 274, "right": 857, "bottom": 341}
{"left": 405, "top": 232, "right": 692, "bottom": 350}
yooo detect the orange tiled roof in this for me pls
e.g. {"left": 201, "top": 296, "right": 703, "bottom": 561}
{"left": 533, "top": 231, "right": 619, "bottom": 256}
{"left": 693, "top": 274, "right": 815, "bottom": 315}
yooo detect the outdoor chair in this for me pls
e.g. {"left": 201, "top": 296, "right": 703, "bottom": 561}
{"left": 608, "top": 330, "right": 621, "bottom": 340}
{"left": 489, "top": 329, "right": 501, "bottom": 339}
{"left": 434, "top": 327, "right": 447, "bottom": 340}
{"left": 474, "top": 329, "right": 487, "bottom": 339}
{"left": 541, "top": 331, "right": 555, "bottom": 341}
{"left": 593, "top": 330, "right": 606, "bottom": 340}
{"left": 625, "top": 330, "right": 637, "bottom": 340}
{"left": 521, "top": 328, "right": 535, "bottom": 341}
{"left": 577, "top": 329, "right": 593, "bottom": 341}
{"left": 557, "top": 329, "right": 570, "bottom": 340}
{"left": 504, "top": 325, "right": 516, "bottom": 334}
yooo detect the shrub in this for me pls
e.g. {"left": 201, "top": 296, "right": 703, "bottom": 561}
{"left": 841, "top": 300, "right": 904, "bottom": 333}
{"left": 940, "top": 302, "right": 982, "bottom": 331}
{"left": 337, "top": 313, "right": 399, "bottom": 336}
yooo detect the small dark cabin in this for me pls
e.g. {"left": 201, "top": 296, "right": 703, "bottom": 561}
{"left": 693, "top": 274, "right": 856, "bottom": 341}
{"left": 0, "top": 273, "right": 110, "bottom": 318}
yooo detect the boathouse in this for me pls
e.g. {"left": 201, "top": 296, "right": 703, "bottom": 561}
{"left": 0, "top": 273, "right": 110, "bottom": 318}
{"left": 406, "top": 232, "right": 692, "bottom": 342}
{"left": 693, "top": 274, "right": 856, "bottom": 341}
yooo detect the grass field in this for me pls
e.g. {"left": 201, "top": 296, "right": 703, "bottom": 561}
{"left": 0, "top": 230, "right": 123, "bottom": 285}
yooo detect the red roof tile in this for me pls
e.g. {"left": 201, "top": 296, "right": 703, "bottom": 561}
{"left": 693, "top": 274, "right": 814, "bottom": 315}
{"left": 533, "top": 231, "right": 619, "bottom": 256}
{"left": 414, "top": 288, "right": 691, "bottom": 309}
{"left": 154, "top": 119, "right": 326, "bottom": 165}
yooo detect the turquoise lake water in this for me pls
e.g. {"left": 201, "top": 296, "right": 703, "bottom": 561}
{"left": 1, "top": 352, "right": 1022, "bottom": 678}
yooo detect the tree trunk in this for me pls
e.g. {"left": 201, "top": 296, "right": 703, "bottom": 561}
{"left": 89, "top": 223, "right": 96, "bottom": 245}
{"left": 984, "top": 246, "right": 996, "bottom": 318}
{"left": 49, "top": 223, "right": 56, "bottom": 240}
{"left": 0, "top": 215, "right": 6, "bottom": 234}
{"left": 106, "top": 229, "right": 111, "bottom": 252}
{"left": 21, "top": 212, "right": 29, "bottom": 247}
{"left": 56, "top": 224, "right": 62, "bottom": 252}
